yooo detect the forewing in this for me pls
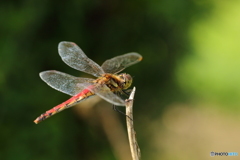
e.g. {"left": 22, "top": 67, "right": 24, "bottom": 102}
{"left": 40, "top": 70, "right": 95, "bottom": 96}
{"left": 77, "top": 83, "right": 126, "bottom": 106}
{"left": 58, "top": 41, "right": 105, "bottom": 77}
{"left": 101, "top": 52, "right": 142, "bottom": 74}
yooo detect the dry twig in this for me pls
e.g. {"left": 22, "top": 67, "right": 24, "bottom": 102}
{"left": 125, "top": 87, "right": 141, "bottom": 160}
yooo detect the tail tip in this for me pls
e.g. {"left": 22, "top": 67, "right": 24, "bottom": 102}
{"left": 34, "top": 119, "right": 39, "bottom": 124}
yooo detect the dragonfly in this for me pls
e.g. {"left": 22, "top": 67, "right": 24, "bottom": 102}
{"left": 34, "top": 41, "right": 142, "bottom": 124}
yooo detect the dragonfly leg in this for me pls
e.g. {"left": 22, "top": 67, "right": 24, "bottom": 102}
{"left": 122, "top": 89, "right": 134, "bottom": 97}
{"left": 112, "top": 104, "right": 133, "bottom": 121}
{"left": 122, "top": 90, "right": 130, "bottom": 96}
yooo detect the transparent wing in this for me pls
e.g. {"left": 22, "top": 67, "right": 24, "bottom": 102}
{"left": 77, "top": 83, "right": 126, "bottom": 106}
{"left": 58, "top": 41, "right": 105, "bottom": 77}
{"left": 101, "top": 52, "right": 142, "bottom": 74}
{"left": 40, "top": 70, "right": 95, "bottom": 96}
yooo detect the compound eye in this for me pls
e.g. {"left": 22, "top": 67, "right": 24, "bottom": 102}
{"left": 119, "top": 74, "right": 125, "bottom": 80}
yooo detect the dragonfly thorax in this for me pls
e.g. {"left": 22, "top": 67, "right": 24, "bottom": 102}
{"left": 96, "top": 73, "right": 132, "bottom": 92}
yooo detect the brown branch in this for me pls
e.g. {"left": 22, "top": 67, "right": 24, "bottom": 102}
{"left": 125, "top": 87, "right": 141, "bottom": 160}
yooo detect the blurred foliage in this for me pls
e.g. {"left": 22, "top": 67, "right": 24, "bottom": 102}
{"left": 0, "top": 0, "right": 221, "bottom": 159}
{"left": 176, "top": 1, "right": 240, "bottom": 108}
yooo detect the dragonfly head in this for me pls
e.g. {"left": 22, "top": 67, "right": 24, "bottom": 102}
{"left": 118, "top": 73, "right": 132, "bottom": 90}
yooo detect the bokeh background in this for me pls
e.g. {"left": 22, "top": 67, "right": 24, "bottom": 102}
{"left": 1, "top": 0, "right": 240, "bottom": 160}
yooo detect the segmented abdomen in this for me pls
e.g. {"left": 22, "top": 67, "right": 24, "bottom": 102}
{"left": 34, "top": 88, "right": 94, "bottom": 124}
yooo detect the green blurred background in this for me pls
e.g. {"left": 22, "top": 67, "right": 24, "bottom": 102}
{"left": 1, "top": 0, "right": 240, "bottom": 160}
